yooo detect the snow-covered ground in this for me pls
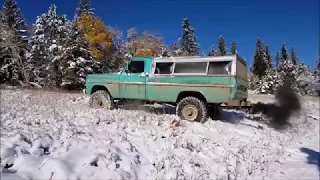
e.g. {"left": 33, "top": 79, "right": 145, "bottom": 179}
{"left": 1, "top": 88, "right": 319, "bottom": 180}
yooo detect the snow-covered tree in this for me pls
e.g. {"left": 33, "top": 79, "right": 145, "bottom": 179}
{"left": 0, "top": 8, "right": 28, "bottom": 86}
{"left": 216, "top": 35, "right": 227, "bottom": 56}
{"left": 280, "top": 44, "right": 288, "bottom": 63}
{"left": 265, "top": 45, "right": 272, "bottom": 68}
{"left": 76, "top": 0, "right": 94, "bottom": 17}
{"left": 229, "top": 40, "right": 237, "bottom": 55}
{"left": 179, "top": 18, "right": 199, "bottom": 56}
{"left": 290, "top": 47, "right": 298, "bottom": 65}
{"left": 276, "top": 58, "right": 318, "bottom": 95}
{"left": 135, "top": 30, "right": 166, "bottom": 57}
{"left": 0, "top": 17, "right": 24, "bottom": 85}
{"left": 251, "top": 38, "right": 268, "bottom": 79}
{"left": 169, "top": 42, "right": 183, "bottom": 57}
{"left": 27, "top": 4, "right": 70, "bottom": 87}
{"left": 1, "top": 0, "right": 29, "bottom": 41}
{"left": 275, "top": 51, "right": 280, "bottom": 67}
{"left": 295, "top": 64, "right": 318, "bottom": 95}
{"left": 315, "top": 45, "right": 320, "bottom": 77}
{"left": 106, "top": 26, "right": 126, "bottom": 70}
{"left": 60, "top": 18, "right": 98, "bottom": 90}
{"left": 124, "top": 28, "right": 166, "bottom": 58}
{"left": 252, "top": 67, "right": 282, "bottom": 94}
{"left": 107, "top": 26, "right": 125, "bottom": 56}
{"left": 208, "top": 45, "right": 215, "bottom": 56}
{"left": 125, "top": 27, "right": 139, "bottom": 57}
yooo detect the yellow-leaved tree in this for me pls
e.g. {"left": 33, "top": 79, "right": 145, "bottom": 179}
{"left": 135, "top": 31, "right": 164, "bottom": 57}
{"left": 78, "top": 13, "right": 113, "bottom": 61}
{"left": 125, "top": 28, "right": 165, "bottom": 57}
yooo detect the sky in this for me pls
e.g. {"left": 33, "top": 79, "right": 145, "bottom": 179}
{"left": 11, "top": 0, "right": 320, "bottom": 70}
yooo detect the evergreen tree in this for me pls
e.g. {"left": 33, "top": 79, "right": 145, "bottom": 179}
{"left": 280, "top": 44, "right": 288, "bottom": 62}
{"left": 216, "top": 35, "right": 227, "bottom": 56}
{"left": 60, "top": 18, "right": 97, "bottom": 89}
{"left": 170, "top": 42, "right": 182, "bottom": 57}
{"left": 265, "top": 45, "right": 272, "bottom": 68}
{"left": 290, "top": 46, "right": 298, "bottom": 65}
{"left": 251, "top": 38, "right": 268, "bottom": 79}
{"left": 1, "top": 0, "right": 29, "bottom": 41}
{"left": 76, "top": 0, "right": 94, "bottom": 17}
{"left": 275, "top": 51, "right": 280, "bottom": 67}
{"left": 230, "top": 40, "right": 237, "bottom": 55}
{"left": 0, "top": 11, "right": 27, "bottom": 85}
{"left": 207, "top": 45, "right": 215, "bottom": 56}
{"left": 179, "top": 18, "right": 200, "bottom": 56}
{"left": 316, "top": 44, "right": 320, "bottom": 76}
{"left": 28, "top": 4, "right": 70, "bottom": 87}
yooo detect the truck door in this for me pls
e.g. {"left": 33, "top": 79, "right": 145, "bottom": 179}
{"left": 119, "top": 60, "right": 147, "bottom": 99}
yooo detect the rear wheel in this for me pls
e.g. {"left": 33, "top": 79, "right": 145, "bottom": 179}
{"left": 176, "top": 96, "right": 208, "bottom": 122}
{"left": 89, "top": 90, "right": 114, "bottom": 110}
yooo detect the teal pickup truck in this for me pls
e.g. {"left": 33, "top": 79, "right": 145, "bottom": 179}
{"left": 85, "top": 54, "right": 250, "bottom": 122}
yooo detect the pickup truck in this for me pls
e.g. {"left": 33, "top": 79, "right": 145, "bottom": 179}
{"left": 85, "top": 54, "right": 249, "bottom": 122}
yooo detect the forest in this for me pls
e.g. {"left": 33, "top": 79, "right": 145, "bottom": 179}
{"left": 0, "top": 0, "right": 319, "bottom": 95}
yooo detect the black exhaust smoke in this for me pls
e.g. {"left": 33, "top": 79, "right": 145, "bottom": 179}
{"left": 250, "top": 83, "right": 302, "bottom": 130}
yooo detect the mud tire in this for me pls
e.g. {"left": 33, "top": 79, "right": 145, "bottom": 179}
{"left": 89, "top": 90, "right": 114, "bottom": 110}
{"left": 176, "top": 96, "right": 208, "bottom": 122}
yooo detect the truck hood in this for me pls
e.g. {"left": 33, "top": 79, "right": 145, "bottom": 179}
{"left": 86, "top": 73, "right": 120, "bottom": 83}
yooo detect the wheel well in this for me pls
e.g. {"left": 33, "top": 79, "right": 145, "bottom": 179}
{"left": 91, "top": 85, "right": 109, "bottom": 95}
{"left": 176, "top": 91, "right": 207, "bottom": 103}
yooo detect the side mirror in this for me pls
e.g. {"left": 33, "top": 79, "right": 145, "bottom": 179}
{"left": 125, "top": 68, "right": 130, "bottom": 73}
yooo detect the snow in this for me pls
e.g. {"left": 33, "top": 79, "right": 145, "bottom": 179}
{"left": 1, "top": 89, "right": 319, "bottom": 180}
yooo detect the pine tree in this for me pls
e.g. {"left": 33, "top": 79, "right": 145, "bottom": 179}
{"left": 216, "top": 35, "right": 227, "bottom": 56}
{"left": 265, "top": 45, "right": 272, "bottom": 68}
{"left": 316, "top": 44, "right": 320, "bottom": 77}
{"left": 230, "top": 40, "right": 237, "bottom": 55}
{"left": 76, "top": 0, "right": 94, "bottom": 17}
{"left": 275, "top": 51, "right": 280, "bottom": 67}
{"left": 1, "top": 0, "right": 29, "bottom": 41}
{"left": 60, "top": 18, "right": 97, "bottom": 89}
{"left": 277, "top": 44, "right": 297, "bottom": 88}
{"left": 170, "top": 42, "right": 182, "bottom": 57}
{"left": 251, "top": 38, "right": 268, "bottom": 79}
{"left": 280, "top": 44, "right": 288, "bottom": 62}
{"left": 179, "top": 18, "right": 200, "bottom": 56}
{"left": 208, "top": 45, "right": 215, "bottom": 56}
{"left": 0, "top": 11, "right": 27, "bottom": 85}
{"left": 290, "top": 46, "right": 298, "bottom": 65}
{"left": 28, "top": 4, "right": 70, "bottom": 87}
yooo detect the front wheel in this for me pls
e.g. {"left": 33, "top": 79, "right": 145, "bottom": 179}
{"left": 176, "top": 96, "right": 208, "bottom": 122}
{"left": 89, "top": 90, "right": 114, "bottom": 110}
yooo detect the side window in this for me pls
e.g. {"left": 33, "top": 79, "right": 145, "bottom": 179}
{"left": 128, "top": 61, "right": 145, "bottom": 73}
{"left": 207, "top": 61, "right": 232, "bottom": 75}
{"left": 173, "top": 62, "right": 207, "bottom": 74}
{"left": 154, "top": 62, "right": 174, "bottom": 74}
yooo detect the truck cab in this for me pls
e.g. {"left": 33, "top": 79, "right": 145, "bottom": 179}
{"left": 85, "top": 54, "right": 249, "bottom": 122}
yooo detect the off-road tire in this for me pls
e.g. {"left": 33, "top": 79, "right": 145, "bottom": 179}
{"left": 89, "top": 90, "right": 114, "bottom": 110}
{"left": 176, "top": 96, "right": 208, "bottom": 122}
{"left": 208, "top": 104, "right": 222, "bottom": 120}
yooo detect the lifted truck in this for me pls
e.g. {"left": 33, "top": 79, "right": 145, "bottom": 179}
{"left": 85, "top": 54, "right": 250, "bottom": 122}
